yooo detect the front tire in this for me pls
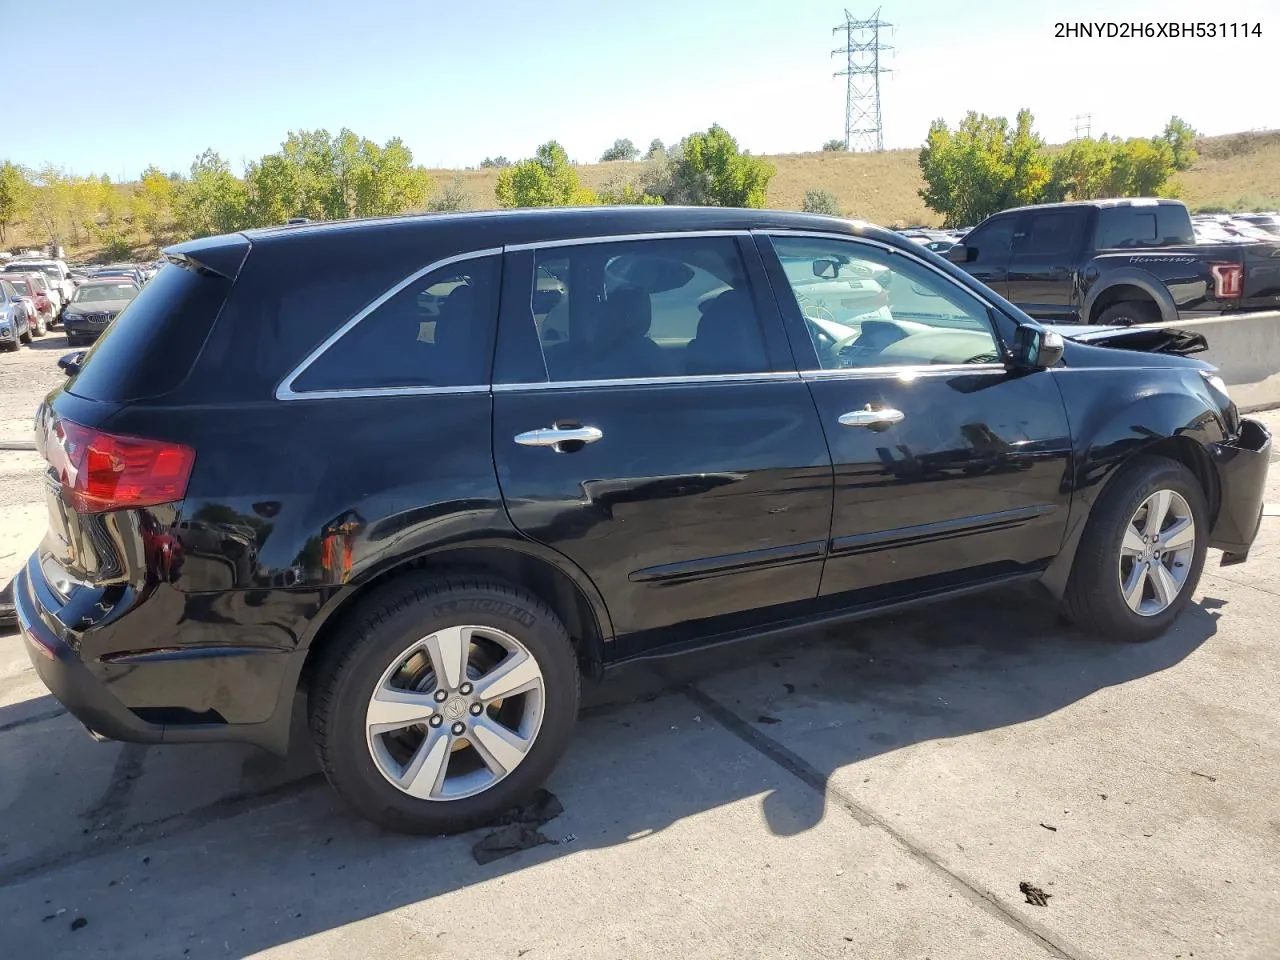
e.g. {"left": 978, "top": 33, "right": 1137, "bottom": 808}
{"left": 309, "top": 574, "right": 580, "bottom": 835}
{"left": 1062, "top": 456, "right": 1208, "bottom": 642}
{"left": 1096, "top": 301, "right": 1160, "bottom": 327}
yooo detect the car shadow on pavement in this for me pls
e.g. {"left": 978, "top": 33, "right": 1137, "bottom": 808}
{"left": 0, "top": 582, "right": 1222, "bottom": 958}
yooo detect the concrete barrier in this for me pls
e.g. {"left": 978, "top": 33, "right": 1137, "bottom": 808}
{"left": 1154, "top": 310, "right": 1280, "bottom": 413}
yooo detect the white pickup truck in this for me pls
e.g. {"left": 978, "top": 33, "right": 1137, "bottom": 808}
{"left": 1, "top": 259, "right": 74, "bottom": 313}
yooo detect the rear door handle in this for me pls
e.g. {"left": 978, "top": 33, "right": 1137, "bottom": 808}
{"left": 838, "top": 407, "right": 905, "bottom": 429}
{"left": 514, "top": 425, "right": 604, "bottom": 448}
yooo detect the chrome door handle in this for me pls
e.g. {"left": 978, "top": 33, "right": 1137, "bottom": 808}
{"left": 838, "top": 407, "right": 905, "bottom": 429}
{"left": 514, "top": 425, "right": 604, "bottom": 447}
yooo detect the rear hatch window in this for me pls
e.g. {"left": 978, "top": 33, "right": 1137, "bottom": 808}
{"left": 68, "top": 262, "right": 232, "bottom": 402}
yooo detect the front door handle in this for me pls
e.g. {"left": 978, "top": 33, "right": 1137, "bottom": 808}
{"left": 514, "top": 425, "right": 604, "bottom": 448}
{"left": 838, "top": 407, "right": 905, "bottom": 429}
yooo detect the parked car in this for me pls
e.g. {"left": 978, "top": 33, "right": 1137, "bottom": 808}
{"left": 4, "top": 273, "right": 53, "bottom": 336}
{"left": 3, "top": 258, "right": 73, "bottom": 311}
{"left": 60, "top": 279, "right": 141, "bottom": 345}
{"left": 948, "top": 198, "right": 1280, "bottom": 324}
{"left": 15, "top": 208, "right": 1270, "bottom": 835}
{"left": 93, "top": 263, "right": 145, "bottom": 287}
{"left": 0, "top": 277, "right": 33, "bottom": 350}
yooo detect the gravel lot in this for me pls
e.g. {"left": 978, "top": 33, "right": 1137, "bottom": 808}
{"left": 0, "top": 349, "right": 1277, "bottom": 960}
{"left": 0, "top": 336, "right": 65, "bottom": 453}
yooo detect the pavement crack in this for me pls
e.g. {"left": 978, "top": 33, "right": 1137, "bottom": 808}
{"left": 683, "top": 682, "right": 1093, "bottom": 960}
{"left": 0, "top": 772, "right": 325, "bottom": 889}
{"left": 0, "top": 705, "right": 67, "bottom": 734}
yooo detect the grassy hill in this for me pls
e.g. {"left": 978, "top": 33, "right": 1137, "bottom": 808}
{"left": 433, "top": 129, "right": 1280, "bottom": 227}
{"left": 10, "top": 130, "right": 1279, "bottom": 261}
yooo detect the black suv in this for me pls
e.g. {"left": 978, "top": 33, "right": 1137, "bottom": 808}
{"left": 15, "top": 208, "right": 1270, "bottom": 834}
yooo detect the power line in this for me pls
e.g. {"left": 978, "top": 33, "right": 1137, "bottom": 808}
{"left": 832, "top": 8, "right": 893, "bottom": 153}
{"left": 1072, "top": 113, "right": 1092, "bottom": 140}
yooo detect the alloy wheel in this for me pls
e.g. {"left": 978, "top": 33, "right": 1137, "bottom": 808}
{"left": 365, "top": 625, "right": 545, "bottom": 800}
{"left": 1117, "top": 489, "right": 1197, "bottom": 616}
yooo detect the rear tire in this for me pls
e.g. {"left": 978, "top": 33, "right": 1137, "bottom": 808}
{"left": 33, "top": 314, "right": 46, "bottom": 337}
{"left": 1062, "top": 456, "right": 1208, "bottom": 642}
{"left": 18, "top": 325, "right": 31, "bottom": 345}
{"left": 308, "top": 574, "right": 580, "bottom": 835}
{"left": 1096, "top": 300, "right": 1161, "bottom": 327}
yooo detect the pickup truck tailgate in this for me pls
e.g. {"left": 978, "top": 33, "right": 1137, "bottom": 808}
{"left": 1242, "top": 244, "right": 1280, "bottom": 304}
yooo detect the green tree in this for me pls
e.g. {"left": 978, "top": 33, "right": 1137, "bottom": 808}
{"left": 0, "top": 162, "right": 31, "bottom": 244}
{"left": 644, "top": 139, "right": 665, "bottom": 160}
{"left": 27, "top": 165, "right": 71, "bottom": 244}
{"left": 175, "top": 149, "right": 248, "bottom": 238}
{"left": 495, "top": 141, "right": 596, "bottom": 207}
{"left": 598, "top": 174, "right": 663, "bottom": 206}
{"left": 600, "top": 138, "right": 640, "bottom": 162}
{"left": 480, "top": 156, "right": 512, "bottom": 168}
{"left": 917, "top": 110, "right": 1051, "bottom": 227}
{"left": 822, "top": 139, "right": 846, "bottom": 152}
{"left": 1161, "top": 116, "right": 1198, "bottom": 171}
{"left": 132, "top": 166, "right": 176, "bottom": 244}
{"left": 1045, "top": 137, "right": 1115, "bottom": 201}
{"left": 801, "top": 189, "right": 842, "bottom": 215}
{"left": 660, "top": 125, "right": 774, "bottom": 208}
{"left": 351, "top": 137, "right": 432, "bottom": 217}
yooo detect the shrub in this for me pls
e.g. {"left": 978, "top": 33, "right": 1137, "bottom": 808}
{"left": 801, "top": 189, "right": 842, "bottom": 216}
{"left": 822, "top": 139, "right": 846, "bottom": 152}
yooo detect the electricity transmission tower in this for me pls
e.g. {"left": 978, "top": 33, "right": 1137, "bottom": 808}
{"left": 1072, "top": 113, "right": 1092, "bottom": 140}
{"left": 832, "top": 8, "right": 893, "bottom": 153}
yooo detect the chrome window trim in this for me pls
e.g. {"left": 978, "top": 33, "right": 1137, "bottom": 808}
{"left": 504, "top": 229, "right": 752, "bottom": 252}
{"left": 275, "top": 247, "right": 502, "bottom": 401}
{"left": 493, "top": 371, "right": 801, "bottom": 392}
{"left": 799, "top": 364, "right": 1007, "bottom": 381}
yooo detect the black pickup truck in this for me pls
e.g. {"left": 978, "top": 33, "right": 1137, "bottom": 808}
{"left": 947, "top": 198, "right": 1280, "bottom": 325}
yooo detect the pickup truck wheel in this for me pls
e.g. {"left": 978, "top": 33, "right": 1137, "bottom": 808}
{"left": 308, "top": 574, "right": 580, "bottom": 835}
{"left": 1062, "top": 456, "right": 1207, "bottom": 642}
{"left": 1096, "top": 301, "right": 1160, "bottom": 327}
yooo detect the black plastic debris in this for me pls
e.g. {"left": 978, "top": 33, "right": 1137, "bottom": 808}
{"left": 1019, "top": 881, "right": 1051, "bottom": 907}
{"left": 472, "top": 789, "right": 565, "bottom": 866}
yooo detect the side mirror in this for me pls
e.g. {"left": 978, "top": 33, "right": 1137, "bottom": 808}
{"left": 812, "top": 259, "right": 840, "bottom": 279}
{"left": 945, "top": 244, "right": 972, "bottom": 264}
{"left": 1016, "top": 327, "right": 1065, "bottom": 369}
{"left": 57, "top": 351, "right": 84, "bottom": 376}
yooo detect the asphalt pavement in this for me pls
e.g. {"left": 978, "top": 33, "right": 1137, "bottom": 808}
{"left": 1, "top": 340, "right": 1278, "bottom": 960}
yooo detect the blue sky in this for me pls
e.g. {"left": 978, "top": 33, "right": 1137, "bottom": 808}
{"left": 5, "top": 0, "right": 1276, "bottom": 178}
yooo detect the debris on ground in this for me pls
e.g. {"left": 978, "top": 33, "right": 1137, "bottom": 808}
{"left": 70, "top": 917, "right": 88, "bottom": 931}
{"left": 1019, "top": 881, "right": 1051, "bottom": 907}
{"left": 783, "top": 683, "right": 796, "bottom": 694}
{"left": 472, "top": 789, "right": 565, "bottom": 866}
{"left": 757, "top": 715, "right": 781, "bottom": 725}
{"left": 1190, "top": 771, "right": 1218, "bottom": 782}
{"left": 1039, "top": 823, "right": 1058, "bottom": 832}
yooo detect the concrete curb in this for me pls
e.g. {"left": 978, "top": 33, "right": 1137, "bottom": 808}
{"left": 0, "top": 440, "right": 36, "bottom": 451}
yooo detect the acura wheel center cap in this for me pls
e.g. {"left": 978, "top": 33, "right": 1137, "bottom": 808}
{"left": 444, "top": 697, "right": 467, "bottom": 721}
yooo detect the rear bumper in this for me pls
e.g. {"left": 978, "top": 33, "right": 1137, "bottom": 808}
{"left": 16, "top": 556, "right": 297, "bottom": 754}
{"left": 15, "top": 562, "right": 166, "bottom": 745}
{"left": 1208, "top": 418, "right": 1271, "bottom": 561}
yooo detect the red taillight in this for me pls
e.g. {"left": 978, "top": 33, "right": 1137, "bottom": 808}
{"left": 48, "top": 418, "right": 195, "bottom": 513}
{"left": 1211, "top": 262, "right": 1244, "bottom": 299}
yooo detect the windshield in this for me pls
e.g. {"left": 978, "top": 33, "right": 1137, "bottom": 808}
{"left": 8, "top": 279, "right": 32, "bottom": 295}
{"left": 73, "top": 283, "right": 139, "bottom": 303}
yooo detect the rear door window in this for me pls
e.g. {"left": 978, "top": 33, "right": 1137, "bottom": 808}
{"left": 288, "top": 255, "right": 500, "bottom": 394}
{"left": 522, "top": 237, "right": 774, "bottom": 382}
{"left": 1094, "top": 207, "right": 1162, "bottom": 248}
{"left": 1021, "top": 211, "right": 1085, "bottom": 255}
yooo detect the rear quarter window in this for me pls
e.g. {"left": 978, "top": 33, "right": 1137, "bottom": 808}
{"left": 67, "top": 263, "right": 231, "bottom": 402}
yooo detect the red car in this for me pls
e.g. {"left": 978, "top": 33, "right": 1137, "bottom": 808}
{"left": 5, "top": 272, "right": 54, "bottom": 335}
